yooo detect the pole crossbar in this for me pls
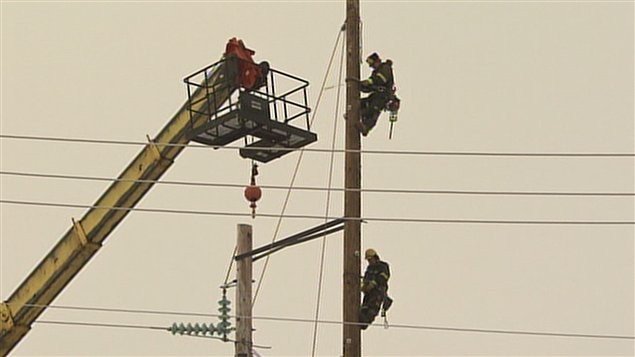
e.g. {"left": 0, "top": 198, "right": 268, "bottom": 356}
{"left": 235, "top": 218, "right": 345, "bottom": 261}
{"left": 252, "top": 225, "right": 346, "bottom": 262}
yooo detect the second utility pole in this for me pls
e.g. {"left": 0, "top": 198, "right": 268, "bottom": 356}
{"left": 235, "top": 224, "right": 253, "bottom": 357}
{"left": 343, "top": 1, "right": 361, "bottom": 357}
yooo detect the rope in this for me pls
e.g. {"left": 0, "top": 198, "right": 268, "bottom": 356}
{"left": 252, "top": 27, "right": 345, "bottom": 305}
{"left": 3, "top": 134, "right": 634, "bottom": 157}
{"left": 223, "top": 245, "right": 237, "bottom": 286}
{"left": 359, "top": 19, "right": 364, "bottom": 65}
{"left": 310, "top": 29, "right": 346, "bottom": 357}
{"left": 220, "top": 159, "right": 255, "bottom": 287}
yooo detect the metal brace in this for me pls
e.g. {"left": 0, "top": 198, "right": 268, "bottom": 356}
{"left": 0, "top": 302, "right": 15, "bottom": 332}
{"left": 146, "top": 135, "right": 176, "bottom": 171}
{"left": 146, "top": 135, "right": 164, "bottom": 161}
{"left": 72, "top": 218, "right": 99, "bottom": 249}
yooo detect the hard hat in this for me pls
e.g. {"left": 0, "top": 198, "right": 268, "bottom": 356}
{"left": 366, "top": 52, "right": 381, "bottom": 66}
{"left": 365, "top": 248, "right": 378, "bottom": 260}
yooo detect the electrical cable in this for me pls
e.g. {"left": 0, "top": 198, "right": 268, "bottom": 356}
{"left": 35, "top": 319, "right": 165, "bottom": 331}
{"left": 2, "top": 199, "right": 633, "bottom": 225}
{"left": 25, "top": 304, "right": 635, "bottom": 340}
{"left": 3, "top": 171, "right": 633, "bottom": 197}
{"left": 252, "top": 26, "right": 345, "bottom": 305}
{"left": 3, "top": 134, "right": 634, "bottom": 157}
{"left": 311, "top": 29, "right": 346, "bottom": 357}
{"left": 34, "top": 319, "right": 272, "bottom": 349}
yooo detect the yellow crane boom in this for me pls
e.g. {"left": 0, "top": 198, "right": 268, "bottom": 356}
{"left": 1, "top": 37, "right": 317, "bottom": 355}
{"left": 0, "top": 60, "right": 234, "bottom": 356}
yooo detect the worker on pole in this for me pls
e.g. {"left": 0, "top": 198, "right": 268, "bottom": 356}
{"left": 360, "top": 248, "right": 393, "bottom": 329}
{"left": 356, "top": 53, "right": 400, "bottom": 136}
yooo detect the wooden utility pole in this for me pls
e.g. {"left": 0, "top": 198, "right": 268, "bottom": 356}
{"left": 235, "top": 224, "right": 253, "bottom": 357}
{"left": 343, "top": 1, "right": 361, "bottom": 357}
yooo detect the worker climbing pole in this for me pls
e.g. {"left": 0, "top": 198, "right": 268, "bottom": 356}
{"left": 359, "top": 248, "right": 393, "bottom": 330}
{"left": 357, "top": 52, "right": 401, "bottom": 137}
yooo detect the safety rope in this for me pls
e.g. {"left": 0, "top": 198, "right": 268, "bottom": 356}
{"left": 222, "top": 246, "right": 237, "bottom": 286}
{"left": 252, "top": 26, "right": 345, "bottom": 305}
{"left": 221, "top": 146, "right": 256, "bottom": 287}
{"left": 360, "top": 19, "right": 364, "bottom": 64}
{"left": 310, "top": 30, "right": 346, "bottom": 357}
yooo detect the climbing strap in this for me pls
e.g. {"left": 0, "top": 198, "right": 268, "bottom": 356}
{"left": 382, "top": 311, "right": 389, "bottom": 329}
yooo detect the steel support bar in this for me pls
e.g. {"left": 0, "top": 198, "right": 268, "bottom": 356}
{"left": 251, "top": 225, "right": 345, "bottom": 262}
{"left": 235, "top": 218, "right": 345, "bottom": 261}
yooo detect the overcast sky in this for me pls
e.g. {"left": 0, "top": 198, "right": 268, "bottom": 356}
{"left": 1, "top": 1, "right": 633, "bottom": 356}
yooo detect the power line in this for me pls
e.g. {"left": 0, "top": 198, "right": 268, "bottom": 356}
{"left": 25, "top": 304, "right": 635, "bottom": 340}
{"left": 3, "top": 170, "right": 634, "bottom": 197}
{"left": 35, "top": 319, "right": 166, "bottom": 331}
{"left": 2, "top": 199, "right": 634, "bottom": 225}
{"left": 2, "top": 133, "right": 634, "bottom": 157}
{"left": 33, "top": 319, "right": 270, "bottom": 348}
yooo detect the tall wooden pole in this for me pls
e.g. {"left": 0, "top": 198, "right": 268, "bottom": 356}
{"left": 343, "top": 1, "right": 361, "bottom": 357}
{"left": 235, "top": 224, "right": 253, "bottom": 357}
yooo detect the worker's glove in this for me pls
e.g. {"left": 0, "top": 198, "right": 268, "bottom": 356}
{"left": 361, "top": 282, "right": 370, "bottom": 293}
{"left": 360, "top": 83, "right": 373, "bottom": 93}
{"left": 361, "top": 280, "right": 376, "bottom": 293}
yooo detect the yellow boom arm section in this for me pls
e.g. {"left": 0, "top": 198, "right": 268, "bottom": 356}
{"left": 0, "top": 61, "right": 235, "bottom": 356}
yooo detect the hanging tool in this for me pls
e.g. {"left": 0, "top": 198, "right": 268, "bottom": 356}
{"left": 388, "top": 113, "right": 397, "bottom": 139}
{"left": 244, "top": 163, "right": 262, "bottom": 218}
{"left": 386, "top": 96, "right": 400, "bottom": 140}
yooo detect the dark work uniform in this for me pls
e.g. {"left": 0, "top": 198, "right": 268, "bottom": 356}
{"left": 360, "top": 61, "right": 394, "bottom": 133}
{"left": 360, "top": 260, "right": 391, "bottom": 329}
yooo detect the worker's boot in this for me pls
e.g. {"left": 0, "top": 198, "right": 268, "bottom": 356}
{"left": 360, "top": 124, "right": 370, "bottom": 136}
{"left": 359, "top": 307, "right": 372, "bottom": 330}
{"left": 383, "top": 296, "right": 393, "bottom": 312}
{"left": 355, "top": 121, "right": 370, "bottom": 136}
